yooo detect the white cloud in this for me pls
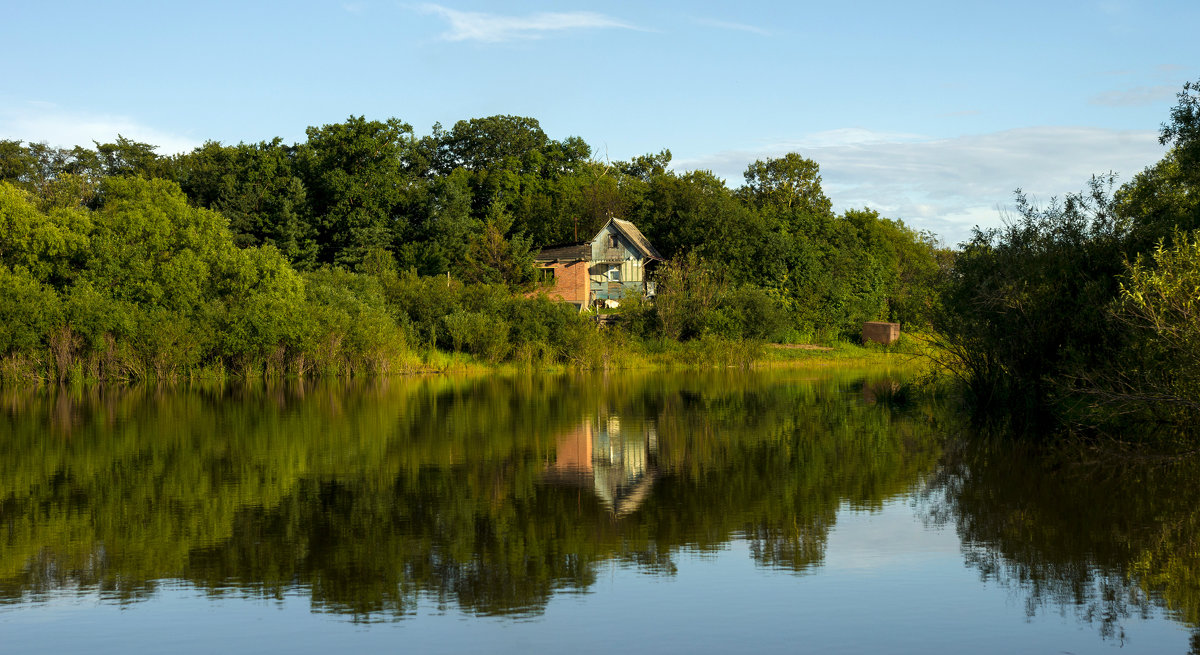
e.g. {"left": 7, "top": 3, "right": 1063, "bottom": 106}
{"left": 1090, "top": 85, "right": 1178, "bottom": 107}
{"left": 0, "top": 103, "right": 199, "bottom": 155}
{"left": 419, "top": 4, "right": 640, "bottom": 42}
{"left": 675, "top": 126, "right": 1166, "bottom": 247}
{"left": 692, "top": 17, "right": 770, "bottom": 36}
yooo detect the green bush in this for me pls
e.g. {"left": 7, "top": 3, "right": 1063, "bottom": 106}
{"left": 441, "top": 310, "right": 509, "bottom": 362}
{"left": 931, "top": 179, "right": 1127, "bottom": 429}
{"left": 0, "top": 265, "right": 62, "bottom": 355}
{"left": 715, "top": 286, "right": 785, "bottom": 341}
{"left": 1085, "top": 231, "right": 1200, "bottom": 427}
{"left": 300, "top": 267, "right": 409, "bottom": 375}
{"left": 381, "top": 271, "right": 465, "bottom": 349}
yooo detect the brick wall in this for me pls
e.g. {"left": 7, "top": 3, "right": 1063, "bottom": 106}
{"left": 540, "top": 261, "right": 589, "bottom": 305}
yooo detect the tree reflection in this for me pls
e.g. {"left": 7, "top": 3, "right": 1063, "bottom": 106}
{"left": 925, "top": 441, "right": 1200, "bottom": 647}
{"left": 0, "top": 369, "right": 939, "bottom": 619}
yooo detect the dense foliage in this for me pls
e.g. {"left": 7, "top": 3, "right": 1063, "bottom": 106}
{"left": 0, "top": 116, "right": 944, "bottom": 382}
{"left": 934, "top": 79, "right": 1200, "bottom": 437}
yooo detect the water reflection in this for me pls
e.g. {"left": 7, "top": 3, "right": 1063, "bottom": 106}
{"left": 5, "top": 369, "right": 1200, "bottom": 648}
{"left": 0, "top": 370, "right": 939, "bottom": 619}
{"left": 544, "top": 415, "right": 659, "bottom": 518}
{"left": 924, "top": 441, "right": 1200, "bottom": 649}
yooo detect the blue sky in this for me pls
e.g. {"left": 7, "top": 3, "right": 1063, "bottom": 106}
{"left": 2, "top": 1, "right": 1195, "bottom": 245}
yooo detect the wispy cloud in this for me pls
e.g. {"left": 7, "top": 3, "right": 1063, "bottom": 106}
{"left": 1090, "top": 85, "right": 1178, "bottom": 107}
{"left": 675, "top": 126, "right": 1165, "bottom": 247}
{"left": 419, "top": 4, "right": 640, "bottom": 42}
{"left": 0, "top": 103, "right": 199, "bottom": 155}
{"left": 692, "top": 17, "right": 770, "bottom": 36}
{"left": 341, "top": 2, "right": 367, "bottom": 14}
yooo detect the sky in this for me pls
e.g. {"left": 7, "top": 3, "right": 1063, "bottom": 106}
{"left": 2, "top": 0, "right": 1196, "bottom": 245}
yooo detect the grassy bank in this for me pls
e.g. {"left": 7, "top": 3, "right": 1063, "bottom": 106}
{"left": 0, "top": 330, "right": 934, "bottom": 387}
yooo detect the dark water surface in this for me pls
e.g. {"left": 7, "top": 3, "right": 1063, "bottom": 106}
{"left": 1, "top": 369, "right": 1198, "bottom": 653}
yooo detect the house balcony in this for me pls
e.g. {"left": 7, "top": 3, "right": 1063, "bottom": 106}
{"left": 594, "top": 248, "right": 626, "bottom": 264}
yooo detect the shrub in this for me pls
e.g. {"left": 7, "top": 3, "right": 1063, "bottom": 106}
{"left": 0, "top": 265, "right": 62, "bottom": 355}
{"left": 1084, "top": 231, "right": 1200, "bottom": 427}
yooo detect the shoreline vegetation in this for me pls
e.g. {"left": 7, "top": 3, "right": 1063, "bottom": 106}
{"left": 0, "top": 323, "right": 927, "bottom": 387}
{"left": 0, "top": 114, "right": 944, "bottom": 389}
{"left": 3, "top": 80, "right": 1200, "bottom": 446}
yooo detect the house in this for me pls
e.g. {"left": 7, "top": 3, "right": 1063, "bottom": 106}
{"left": 533, "top": 217, "right": 664, "bottom": 311}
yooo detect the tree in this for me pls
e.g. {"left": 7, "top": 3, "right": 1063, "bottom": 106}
{"left": 86, "top": 177, "right": 236, "bottom": 313}
{"left": 617, "top": 149, "right": 672, "bottom": 182}
{"left": 433, "top": 115, "right": 551, "bottom": 173}
{"left": 460, "top": 202, "right": 535, "bottom": 288}
{"left": 1080, "top": 232, "right": 1200, "bottom": 426}
{"left": 0, "top": 182, "right": 92, "bottom": 287}
{"left": 0, "top": 140, "right": 36, "bottom": 187}
{"left": 0, "top": 141, "right": 104, "bottom": 207}
{"left": 296, "top": 116, "right": 420, "bottom": 268}
{"left": 408, "top": 168, "right": 478, "bottom": 274}
{"left": 173, "top": 139, "right": 316, "bottom": 268}
{"left": 653, "top": 252, "right": 727, "bottom": 340}
{"left": 931, "top": 176, "right": 1127, "bottom": 427}
{"left": 738, "top": 153, "right": 833, "bottom": 217}
{"left": 1161, "top": 79, "right": 1200, "bottom": 181}
{"left": 94, "top": 135, "right": 165, "bottom": 178}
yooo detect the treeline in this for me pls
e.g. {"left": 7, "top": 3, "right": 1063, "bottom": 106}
{"left": 0, "top": 116, "right": 944, "bottom": 382}
{"left": 934, "top": 79, "right": 1200, "bottom": 437}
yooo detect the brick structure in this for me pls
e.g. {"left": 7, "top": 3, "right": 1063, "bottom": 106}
{"left": 538, "top": 260, "right": 590, "bottom": 307}
{"left": 862, "top": 321, "right": 900, "bottom": 345}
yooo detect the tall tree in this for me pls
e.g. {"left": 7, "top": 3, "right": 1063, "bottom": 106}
{"left": 296, "top": 116, "right": 420, "bottom": 268}
{"left": 174, "top": 139, "right": 316, "bottom": 268}
{"left": 738, "top": 153, "right": 833, "bottom": 217}
{"left": 460, "top": 202, "right": 535, "bottom": 289}
{"left": 94, "top": 135, "right": 165, "bottom": 178}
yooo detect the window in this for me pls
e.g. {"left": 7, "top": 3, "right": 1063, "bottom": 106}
{"left": 607, "top": 266, "right": 621, "bottom": 282}
{"left": 608, "top": 234, "right": 618, "bottom": 249}
{"left": 538, "top": 268, "right": 555, "bottom": 283}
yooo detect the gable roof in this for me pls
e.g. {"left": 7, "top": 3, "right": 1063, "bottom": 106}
{"left": 534, "top": 218, "right": 664, "bottom": 263}
{"left": 606, "top": 218, "right": 664, "bottom": 261}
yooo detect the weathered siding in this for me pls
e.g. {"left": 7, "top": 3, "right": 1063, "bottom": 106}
{"left": 589, "top": 225, "right": 649, "bottom": 303}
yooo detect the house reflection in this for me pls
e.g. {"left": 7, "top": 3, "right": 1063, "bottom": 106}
{"left": 544, "top": 415, "right": 658, "bottom": 518}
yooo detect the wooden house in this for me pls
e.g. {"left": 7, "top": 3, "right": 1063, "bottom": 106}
{"left": 533, "top": 218, "right": 664, "bottom": 311}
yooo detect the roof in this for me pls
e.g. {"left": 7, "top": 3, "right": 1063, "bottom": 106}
{"left": 534, "top": 243, "right": 589, "bottom": 262}
{"left": 533, "top": 218, "right": 664, "bottom": 263}
{"left": 608, "top": 218, "right": 664, "bottom": 261}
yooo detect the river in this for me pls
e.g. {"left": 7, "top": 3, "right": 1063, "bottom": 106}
{"left": 1, "top": 368, "right": 1196, "bottom": 653}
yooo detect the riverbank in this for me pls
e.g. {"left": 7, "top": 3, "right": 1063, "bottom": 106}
{"left": 362, "top": 332, "right": 930, "bottom": 377}
{"left": 0, "top": 331, "right": 933, "bottom": 387}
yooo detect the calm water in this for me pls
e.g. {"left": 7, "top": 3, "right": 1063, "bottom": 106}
{"left": 1, "top": 369, "right": 1198, "bottom": 654}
